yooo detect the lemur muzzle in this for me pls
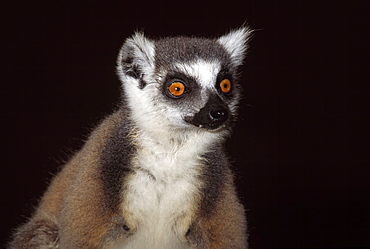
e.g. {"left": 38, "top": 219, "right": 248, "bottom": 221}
{"left": 187, "top": 94, "right": 229, "bottom": 130}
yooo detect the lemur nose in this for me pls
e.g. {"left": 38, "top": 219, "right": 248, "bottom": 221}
{"left": 185, "top": 94, "right": 230, "bottom": 130}
{"left": 210, "top": 109, "right": 228, "bottom": 122}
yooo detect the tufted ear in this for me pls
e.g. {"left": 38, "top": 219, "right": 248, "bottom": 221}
{"left": 117, "top": 32, "right": 155, "bottom": 86}
{"left": 217, "top": 27, "right": 252, "bottom": 67}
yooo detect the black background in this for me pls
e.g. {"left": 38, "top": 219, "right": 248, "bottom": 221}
{"left": 1, "top": 1, "right": 369, "bottom": 248}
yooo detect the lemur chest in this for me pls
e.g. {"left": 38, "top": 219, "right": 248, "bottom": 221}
{"left": 120, "top": 144, "right": 201, "bottom": 248}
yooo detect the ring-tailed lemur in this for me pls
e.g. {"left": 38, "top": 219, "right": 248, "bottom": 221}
{"left": 8, "top": 27, "right": 252, "bottom": 249}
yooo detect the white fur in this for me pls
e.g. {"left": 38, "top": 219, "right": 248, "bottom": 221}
{"left": 116, "top": 128, "right": 216, "bottom": 249}
{"left": 217, "top": 27, "right": 252, "bottom": 66}
{"left": 174, "top": 60, "right": 221, "bottom": 90}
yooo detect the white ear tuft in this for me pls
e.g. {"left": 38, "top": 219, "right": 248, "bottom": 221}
{"left": 217, "top": 27, "right": 252, "bottom": 66}
{"left": 117, "top": 32, "right": 155, "bottom": 81}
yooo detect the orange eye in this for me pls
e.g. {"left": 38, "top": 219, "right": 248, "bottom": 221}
{"left": 220, "top": 79, "right": 231, "bottom": 93}
{"left": 168, "top": 82, "right": 185, "bottom": 96}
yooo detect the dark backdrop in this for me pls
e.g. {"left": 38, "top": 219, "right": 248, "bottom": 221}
{"left": 1, "top": 1, "right": 368, "bottom": 248}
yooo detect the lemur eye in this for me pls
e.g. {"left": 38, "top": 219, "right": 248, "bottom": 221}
{"left": 220, "top": 79, "right": 232, "bottom": 93}
{"left": 168, "top": 82, "right": 185, "bottom": 96}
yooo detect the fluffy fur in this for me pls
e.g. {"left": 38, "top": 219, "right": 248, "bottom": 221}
{"left": 9, "top": 27, "right": 251, "bottom": 249}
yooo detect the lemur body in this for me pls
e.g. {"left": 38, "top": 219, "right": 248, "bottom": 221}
{"left": 9, "top": 28, "right": 251, "bottom": 248}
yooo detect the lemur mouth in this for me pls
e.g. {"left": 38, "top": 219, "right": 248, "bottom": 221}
{"left": 195, "top": 123, "right": 226, "bottom": 130}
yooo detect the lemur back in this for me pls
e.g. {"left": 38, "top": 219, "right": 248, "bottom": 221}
{"left": 8, "top": 27, "right": 252, "bottom": 249}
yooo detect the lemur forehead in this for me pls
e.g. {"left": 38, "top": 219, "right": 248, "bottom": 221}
{"left": 174, "top": 60, "right": 221, "bottom": 89}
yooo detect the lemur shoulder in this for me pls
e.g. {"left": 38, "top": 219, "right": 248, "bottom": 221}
{"left": 9, "top": 27, "right": 252, "bottom": 249}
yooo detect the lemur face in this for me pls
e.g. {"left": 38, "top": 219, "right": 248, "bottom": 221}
{"left": 157, "top": 59, "right": 235, "bottom": 130}
{"left": 117, "top": 28, "right": 250, "bottom": 133}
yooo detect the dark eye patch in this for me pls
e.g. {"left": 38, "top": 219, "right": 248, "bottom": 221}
{"left": 216, "top": 69, "right": 233, "bottom": 95}
{"left": 163, "top": 71, "right": 199, "bottom": 99}
{"left": 216, "top": 69, "right": 233, "bottom": 83}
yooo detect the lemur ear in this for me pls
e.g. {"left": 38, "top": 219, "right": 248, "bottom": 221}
{"left": 217, "top": 27, "right": 252, "bottom": 66}
{"left": 117, "top": 32, "right": 155, "bottom": 81}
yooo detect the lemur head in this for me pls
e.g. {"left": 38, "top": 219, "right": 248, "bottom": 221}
{"left": 117, "top": 28, "right": 251, "bottom": 138}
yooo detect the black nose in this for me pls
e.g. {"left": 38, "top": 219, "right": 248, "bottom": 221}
{"left": 210, "top": 109, "right": 228, "bottom": 123}
{"left": 184, "top": 94, "right": 230, "bottom": 130}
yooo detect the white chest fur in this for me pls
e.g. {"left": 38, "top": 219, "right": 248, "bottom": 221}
{"left": 117, "top": 131, "right": 213, "bottom": 249}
